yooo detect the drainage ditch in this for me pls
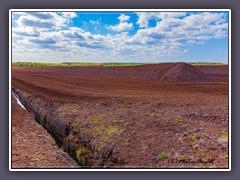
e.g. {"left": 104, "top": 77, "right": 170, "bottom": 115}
{"left": 11, "top": 87, "right": 118, "bottom": 168}
{"left": 12, "top": 88, "right": 79, "bottom": 167}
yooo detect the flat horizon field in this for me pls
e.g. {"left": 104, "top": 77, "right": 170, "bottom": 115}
{"left": 11, "top": 62, "right": 229, "bottom": 168}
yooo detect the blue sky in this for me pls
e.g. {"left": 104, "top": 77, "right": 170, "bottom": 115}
{"left": 12, "top": 11, "right": 229, "bottom": 63}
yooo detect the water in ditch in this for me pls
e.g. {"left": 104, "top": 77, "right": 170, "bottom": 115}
{"left": 12, "top": 90, "right": 26, "bottom": 110}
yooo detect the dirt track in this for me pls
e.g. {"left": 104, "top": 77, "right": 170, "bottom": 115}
{"left": 12, "top": 63, "right": 229, "bottom": 168}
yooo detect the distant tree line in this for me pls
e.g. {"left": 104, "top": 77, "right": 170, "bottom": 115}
{"left": 12, "top": 62, "right": 102, "bottom": 66}
{"left": 12, "top": 62, "right": 144, "bottom": 67}
{"left": 12, "top": 61, "right": 226, "bottom": 67}
{"left": 188, "top": 62, "right": 226, "bottom": 65}
{"left": 102, "top": 62, "right": 144, "bottom": 66}
{"left": 12, "top": 62, "right": 50, "bottom": 66}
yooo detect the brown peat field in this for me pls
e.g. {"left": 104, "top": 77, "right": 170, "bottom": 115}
{"left": 11, "top": 62, "right": 229, "bottom": 168}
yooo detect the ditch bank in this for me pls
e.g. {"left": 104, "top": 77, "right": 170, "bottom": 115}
{"left": 12, "top": 87, "right": 124, "bottom": 167}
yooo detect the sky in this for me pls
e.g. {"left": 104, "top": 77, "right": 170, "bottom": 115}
{"left": 11, "top": 11, "right": 229, "bottom": 63}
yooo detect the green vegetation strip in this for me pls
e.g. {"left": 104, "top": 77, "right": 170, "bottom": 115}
{"left": 12, "top": 62, "right": 226, "bottom": 67}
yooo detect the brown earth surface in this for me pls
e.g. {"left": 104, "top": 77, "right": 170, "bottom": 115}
{"left": 12, "top": 95, "right": 78, "bottom": 168}
{"left": 11, "top": 63, "right": 229, "bottom": 168}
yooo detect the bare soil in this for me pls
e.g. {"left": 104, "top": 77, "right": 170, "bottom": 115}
{"left": 11, "top": 63, "right": 229, "bottom": 168}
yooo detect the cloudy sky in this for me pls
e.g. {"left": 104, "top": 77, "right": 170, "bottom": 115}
{"left": 11, "top": 11, "right": 229, "bottom": 63}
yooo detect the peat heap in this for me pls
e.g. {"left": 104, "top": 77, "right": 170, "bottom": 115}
{"left": 19, "top": 62, "right": 213, "bottom": 83}
{"left": 161, "top": 62, "right": 213, "bottom": 83}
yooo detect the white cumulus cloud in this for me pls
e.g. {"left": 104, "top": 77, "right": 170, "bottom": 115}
{"left": 107, "top": 14, "right": 133, "bottom": 32}
{"left": 136, "top": 12, "right": 186, "bottom": 28}
{"left": 107, "top": 22, "right": 133, "bottom": 32}
{"left": 12, "top": 11, "right": 229, "bottom": 63}
{"left": 118, "top": 14, "right": 130, "bottom": 22}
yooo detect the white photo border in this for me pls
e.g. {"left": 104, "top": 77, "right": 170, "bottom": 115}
{"left": 9, "top": 9, "right": 231, "bottom": 172}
